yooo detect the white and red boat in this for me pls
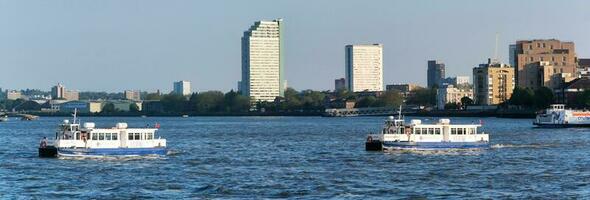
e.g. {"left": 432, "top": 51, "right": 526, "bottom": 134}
{"left": 534, "top": 104, "right": 590, "bottom": 127}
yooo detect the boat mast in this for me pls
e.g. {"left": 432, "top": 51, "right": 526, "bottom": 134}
{"left": 398, "top": 105, "right": 403, "bottom": 120}
{"left": 73, "top": 108, "right": 77, "bottom": 124}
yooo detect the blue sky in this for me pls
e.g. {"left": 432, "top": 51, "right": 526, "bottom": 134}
{"left": 1, "top": 0, "right": 589, "bottom": 92}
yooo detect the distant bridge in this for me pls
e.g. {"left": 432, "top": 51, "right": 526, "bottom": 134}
{"left": 323, "top": 107, "right": 414, "bottom": 117}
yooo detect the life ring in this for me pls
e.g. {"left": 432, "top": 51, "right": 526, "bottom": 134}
{"left": 366, "top": 136, "right": 373, "bottom": 143}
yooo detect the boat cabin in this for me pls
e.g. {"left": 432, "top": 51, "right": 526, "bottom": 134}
{"left": 55, "top": 121, "right": 165, "bottom": 149}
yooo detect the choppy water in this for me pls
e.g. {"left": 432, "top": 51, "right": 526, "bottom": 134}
{"left": 1, "top": 116, "right": 589, "bottom": 199}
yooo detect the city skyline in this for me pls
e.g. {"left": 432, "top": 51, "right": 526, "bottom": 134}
{"left": 1, "top": 0, "right": 590, "bottom": 92}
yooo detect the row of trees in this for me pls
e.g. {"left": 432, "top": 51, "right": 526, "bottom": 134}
{"left": 354, "top": 91, "right": 404, "bottom": 108}
{"left": 158, "top": 90, "right": 250, "bottom": 114}
{"left": 505, "top": 87, "right": 554, "bottom": 109}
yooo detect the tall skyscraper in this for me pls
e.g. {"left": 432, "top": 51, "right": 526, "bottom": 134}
{"left": 427, "top": 60, "right": 445, "bottom": 88}
{"left": 510, "top": 39, "right": 577, "bottom": 88}
{"left": 241, "top": 19, "right": 285, "bottom": 102}
{"left": 345, "top": 44, "right": 383, "bottom": 92}
{"left": 473, "top": 59, "right": 515, "bottom": 105}
{"left": 334, "top": 78, "right": 346, "bottom": 91}
{"left": 173, "top": 81, "right": 191, "bottom": 96}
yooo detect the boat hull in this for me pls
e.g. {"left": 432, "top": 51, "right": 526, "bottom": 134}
{"left": 533, "top": 122, "right": 590, "bottom": 128}
{"left": 58, "top": 147, "right": 167, "bottom": 157}
{"left": 382, "top": 141, "right": 489, "bottom": 150}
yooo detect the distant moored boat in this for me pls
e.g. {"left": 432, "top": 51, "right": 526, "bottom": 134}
{"left": 534, "top": 104, "right": 590, "bottom": 128}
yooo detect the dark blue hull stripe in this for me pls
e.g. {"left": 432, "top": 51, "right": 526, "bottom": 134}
{"left": 382, "top": 142, "right": 489, "bottom": 149}
{"left": 58, "top": 147, "right": 167, "bottom": 156}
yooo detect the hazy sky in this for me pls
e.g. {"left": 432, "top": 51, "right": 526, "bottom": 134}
{"left": 1, "top": 0, "right": 589, "bottom": 92}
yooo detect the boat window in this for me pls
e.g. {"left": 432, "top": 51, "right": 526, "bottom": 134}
{"left": 92, "top": 133, "right": 97, "bottom": 140}
{"left": 435, "top": 128, "right": 441, "bottom": 135}
{"left": 399, "top": 127, "right": 404, "bottom": 134}
{"left": 128, "top": 133, "right": 134, "bottom": 140}
{"left": 146, "top": 133, "right": 153, "bottom": 140}
{"left": 112, "top": 133, "right": 118, "bottom": 140}
{"left": 76, "top": 132, "right": 80, "bottom": 140}
{"left": 428, "top": 128, "right": 434, "bottom": 135}
{"left": 106, "top": 133, "right": 112, "bottom": 140}
{"left": 134, "top": 133, "right": 141, "bottom": 140}
{"left": 458, "top": 128, "right": 464, "bottom": 135}
{"left": 451, "top": 128, "right": 457, "bottom": 135}
{"left": 99, "top": 133, "right": 104, "bottom": 140}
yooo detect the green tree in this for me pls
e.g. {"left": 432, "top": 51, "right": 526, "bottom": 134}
{"left": 573, "top": 90, "right": 590, "bottom": 108}
{"left": 460, "top": 96, "right": 474, "bottom": 109}
{"left": 533, "top": 87, "right": 554, "bottom": 109}
{"left": 19, "top": 101, "right": 41, "bottom": 111}
{"left": 195, "top": 91, "right": 225, "bottom": 112}
{"left": 375, "top": 90, "right": 403, "bottom": 107}
{"left": 300, "top": 90, "right": 326, "bottom": 111}
{"left": 161, "top": 94, "right": 187, "bottom": 113}
{"left": 355, "top": 96, "right": 377, "bottom": 108}
{"left": 144, "top": 93, "right": 162, "bottom": 100}
{"left": 102, "top": 103, "right": 116, "bottom": 113}
{"left": 508, "top": 87, "right": 535, "bottom": 108}
{"left": 222, "top": 90, "right": 250, "bottom": 112}
{"left": 407, "top": 88, "right": 436, "bottom": 106}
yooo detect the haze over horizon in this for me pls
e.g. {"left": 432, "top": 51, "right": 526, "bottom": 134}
{"left": 1, "top": 0, "right": 589, "bottom": 93}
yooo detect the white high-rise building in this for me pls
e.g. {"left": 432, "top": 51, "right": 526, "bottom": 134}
{"left": 173, "top": 81, "right": 191, "bottom": 96}
{"left": 345, "top": 44, "right": 384, "bottom": 92}
{"left": 241, "top": 19, "right": 285, "bottom": 102}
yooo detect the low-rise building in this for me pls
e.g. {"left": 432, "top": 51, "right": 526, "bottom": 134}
{"left": 436, "top": 85, "right": 474, "bottom": 110}
{"left": 6, "top": 90, "right": 22, "bottom": 100}
{"left": 142, "top": 100, "right": 163, "bottom": 113}
{"left": 124, "top": 90, "right": 141, "bottom": 101}
{"left": 59, "top": 101, "right": 103, "bottom": 113}
{"left": 555, "top": 77, "right": 590, "bottom": 105}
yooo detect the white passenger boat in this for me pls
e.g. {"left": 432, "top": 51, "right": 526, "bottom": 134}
{"left": 366, "top": 114, "right": 489, "bottom": 151}
{"left": 0, "top": 115, "right": 8, "bottom": 122}
{"left": 39, "top": 110, "right": 166, "bottom": 158}
{"left": 534, "top": 104, "right": 590, "bottom": 128}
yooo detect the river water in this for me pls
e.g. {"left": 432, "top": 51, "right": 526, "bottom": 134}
{"left": 0, "top": 116, "right": 589, "bottom": 199}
